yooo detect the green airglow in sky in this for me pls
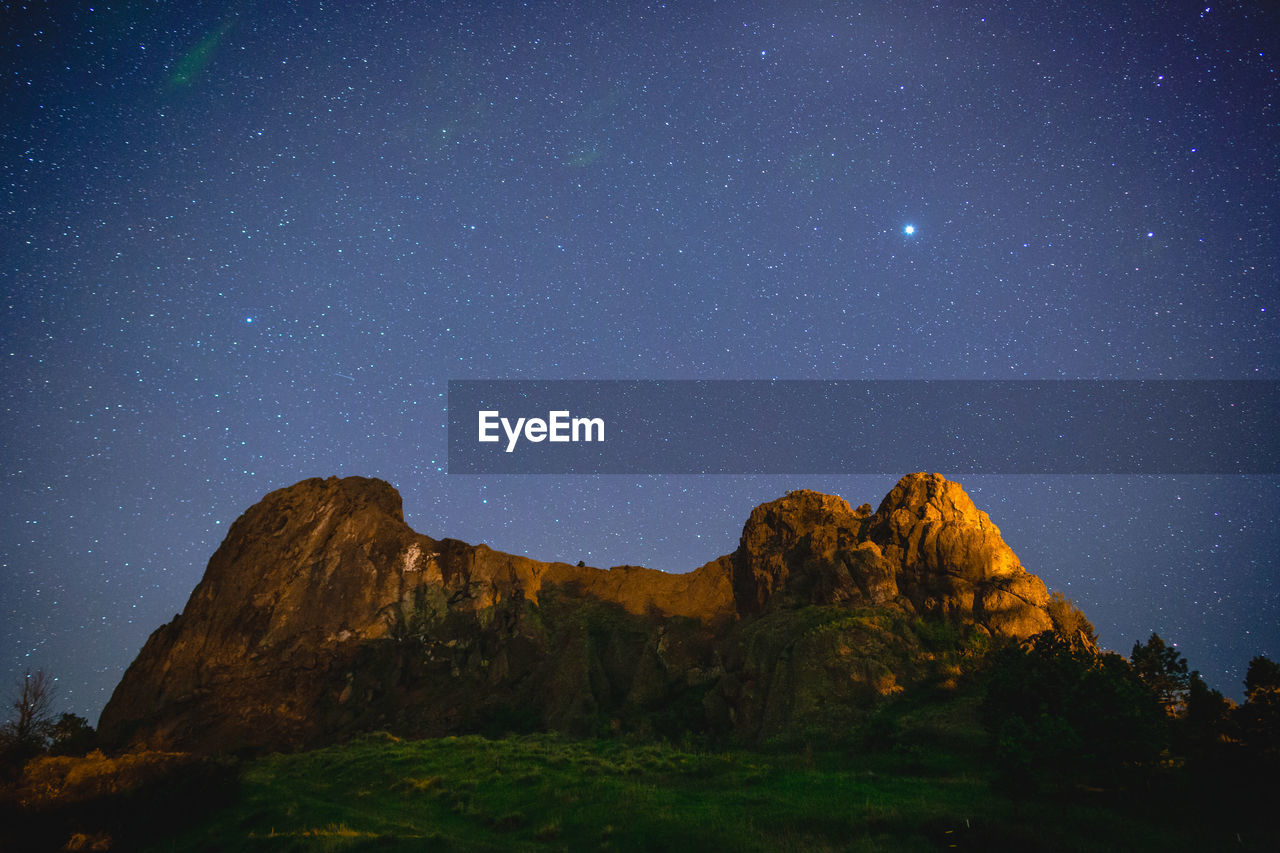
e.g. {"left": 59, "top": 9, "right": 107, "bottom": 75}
{"left": 166, "top": 20, "right": 233, "bottom": 89}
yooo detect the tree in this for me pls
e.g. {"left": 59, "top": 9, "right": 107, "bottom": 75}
{"left": 1184, "top": 671, "right": 1231, "bottom": 733}
{"left": 48, "top": 712, "right": 96, "bottom": 756}
{"left": 1235, "top": 655, "right": 1280, "bottom": 767}
{"left": 1130, "top": 633, "right": 1190, "bottom": 714}
{"left": 1244, "top": 655, "right": 1280, "bottom": 704}
{"left": 1172, "top": 670, "right": 1233, "bottom": 769}
{"left": 1, "top": 668, "right": 57, "bottom": 776}
{"left": 982, "top": 632, "right": 1166, "bottom": 790}
{"left": 3, "top": 668, "right": 55, "bottom": 748}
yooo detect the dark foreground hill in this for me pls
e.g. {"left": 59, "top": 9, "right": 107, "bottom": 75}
{"left": 99, "top": 473, "right": 1074, "bottom": 754}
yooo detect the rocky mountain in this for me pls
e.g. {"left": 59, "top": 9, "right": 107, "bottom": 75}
{"left": 99, "top": 473, "right": 1068, "bottom": 753}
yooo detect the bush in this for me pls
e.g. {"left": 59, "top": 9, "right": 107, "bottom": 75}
{"left": 0, "top": 749, "right": 238, "bottom": 852}
{"left": 1045, "top": 591, "right": 1098, "bottom": 650}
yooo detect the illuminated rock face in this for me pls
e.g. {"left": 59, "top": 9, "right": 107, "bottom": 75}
{"left": 100, "top": 474, "right": 1059, "bottom": 753}
{"left": 730, "top": 474, "right": 1053, "bottom": 638}
{"left": 870, "top": 473, "right": 1054, "bottom": 638}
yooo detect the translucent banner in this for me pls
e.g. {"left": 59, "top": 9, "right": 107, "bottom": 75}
{"left": 446, "top": 380, "right": 1279, "bottom": 474}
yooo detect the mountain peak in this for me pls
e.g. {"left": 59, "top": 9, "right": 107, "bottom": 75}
{"left": 100, "top": 474, "right": 1062, "bottom": 753}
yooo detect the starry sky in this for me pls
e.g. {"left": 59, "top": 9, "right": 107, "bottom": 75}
{"left": 2, "top": 1, "right": 1277, "bottom": 722}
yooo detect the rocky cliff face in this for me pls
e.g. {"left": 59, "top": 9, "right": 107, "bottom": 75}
{"left": 99, "top": 473, "right": 1063, "bottom": 752}
{"left": 730, "top": 478, "right": 1053, "bottom": 637}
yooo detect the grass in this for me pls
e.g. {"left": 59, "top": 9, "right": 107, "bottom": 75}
{"left": 151, "top": 733, "right": 963, "bottom": 851}
{"left": 8, "top": 686, "right": 1271, "bottom": 851}
{"left": 139, "top": 696, "right": 1273, "bottom": 853}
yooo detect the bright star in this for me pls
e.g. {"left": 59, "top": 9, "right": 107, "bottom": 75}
{"left": 903, "top": 224, "right": 916, "bottom": 236}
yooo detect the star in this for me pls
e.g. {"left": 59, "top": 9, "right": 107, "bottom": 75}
{"left": 903, "top": 224, "right": 916, "bottom": 236}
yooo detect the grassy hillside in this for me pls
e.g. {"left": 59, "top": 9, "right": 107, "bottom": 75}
{"left": 8, "top": 684, "right": 1276, "bottom": 851}
{"left": 136, "top": 695, "right": 1259, "bottom": 853}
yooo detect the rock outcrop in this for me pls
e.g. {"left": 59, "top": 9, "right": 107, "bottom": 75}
{"left": 730, "top": 479, "right": 1052, "bottom": 637}
{"left": 99, "top": 473, "right": 1065, "bottom": 753}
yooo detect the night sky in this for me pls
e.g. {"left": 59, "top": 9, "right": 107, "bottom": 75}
{"left": 2, "top": 1, "right": 1277, "bottom": 722}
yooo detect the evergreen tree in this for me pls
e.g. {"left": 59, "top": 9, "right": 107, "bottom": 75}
{"left": 1244, "top": 655, "right": 1280, "bottom": 704}
{"left": 1236, "top": 655, "right": 1280, "bottom": 766}
{"left": 1130, "top": 633, "right": 1190, "bottom": 714}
